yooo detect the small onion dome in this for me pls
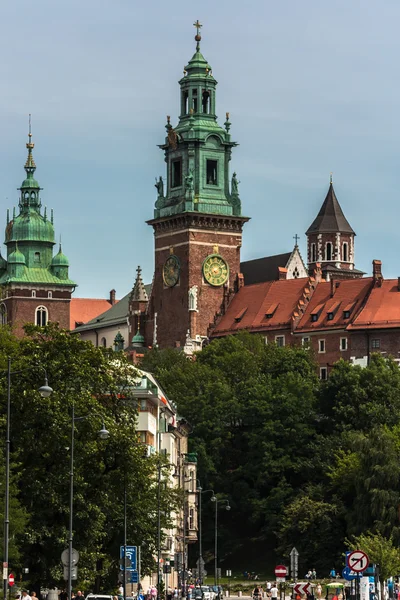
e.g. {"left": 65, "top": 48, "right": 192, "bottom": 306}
{"left": 131, "top": 330, "right": 145, "bottom": 346}
{"left": 0, "top": 250, "right": 7, "bottom": 270}
{"left": 8, "top": 247, "right": 26, "bottom": 264}
{"left": 51, "top": 245, "right": 69, "bottom": 267}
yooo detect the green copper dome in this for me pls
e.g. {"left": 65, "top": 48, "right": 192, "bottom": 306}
{"left": 8, "top": 247, "right": 26, "bottom": 264}
{"left": 7, "top": 211, "right": 55, "bottom": 244}
{"left": 51, "top": 245, "right": 69, "bottom": 267}
{"left": 131, "top": 330, "right": 145, "bottom": 346}
{"left": 20, "top": 174, "right": 40, "bottom": 190}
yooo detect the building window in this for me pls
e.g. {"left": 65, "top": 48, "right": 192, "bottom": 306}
{"left": 0, "top": 303, "right": 7, "bottom": 325}
{"left": 311, "top": 314, "right": 318, "bottom": 322}
{"left": 326, "top": 242, "right": 332, "bottom": 261}
{"left": 343, "top": 310, "right": 350, "bottom": 319}
{"left": 275, "top": 335, "right": 285, "bottom": 347}
{"left": 189, "top": 508, "right": 194, "bottom": 530}
{"left": 371, "top": 339, "right": 380, "bottom": 349}
{"left": 311, "top": 243, "right": 316, "bottom": 262}
{"left": 140, "top": 399, "right": 147, "bottom": 411}
{"left": 171, "top": 159, "right": 182, "bottom": 188}
{"left": 202, "top": 90, "right": 210, "bottom": 113}
{"left": 343, "top": 242, "right": 348, "bottom": 262}
{"left": 302, "top": 336, "right": 310, "bottom": 347}
{"left": 192, "top": 89, "right": 198, "bottom": 112}
{"left": 31, "top": 290, "right": 36, "bottom": 298}
{"left": 327, "top": 312, "right": 334, "bottom": 321}
{"left": 292, "top": 267, "right": 299, "bottom": 278}
{"left": 35, "top": 305, "right": 48, "bottom": 327}
{"left": 101, "top": 337, "right": 106, "bottom": 347}
{"left": 206, "top": 160, "right": 218, "bottom": 185}
{"left": 139, "top": 431, "right": 146, "bottom": 444}
{"left": 318, "top": 339, "right": 325, "bottom": 353}
{"left": 34, "top": 252, "right": 40, "bottom": 263}
{"left": 48, "top": 291, "right": 52, "bottom": 299}
{"left": 182, "top": 91, "right": 188, "bottom": 114}
{"left": 320, "top": 367, "right": 328, "bottom": 380}
{"left": 340, "top": 337, "right": 348, "bottom": 351}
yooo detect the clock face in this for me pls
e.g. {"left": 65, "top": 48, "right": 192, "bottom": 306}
{"left": 163, "top": 255, "right": 180, "bottom": 287}
{"left": 203, "top": 254, "right": 229, "bottom": 287}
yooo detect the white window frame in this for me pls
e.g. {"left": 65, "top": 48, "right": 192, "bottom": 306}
{"left": 275, "top": 335, "right": 285, "bottom": 347}
{"left": 35, "top": 305, "right": 48, "bottom": 327}
{"left": 371, "top": 339, "right": 380, "bottom": 349}
{"left": 320, "top": 367, "right": 328, "bottom": 380}
{"left": 318, "top": 339, "right": 326, "bottom": 353}
{"left": 31, "top": 290, "right": 36, "bottom": 298}
{"left": 340, "top": 337, "right": 348, "bottom": 351}
{"left": 48, "top": 291, "right": 52, "bottom": 299}
{"left": 302, "top": 336, "right": 310, "bottom": 348}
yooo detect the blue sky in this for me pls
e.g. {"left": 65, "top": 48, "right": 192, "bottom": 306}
{"left": 1, "top": 0, "right": 399, "bottom": 297}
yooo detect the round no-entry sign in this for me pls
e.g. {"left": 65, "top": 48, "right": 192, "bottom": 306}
{"left": 8, "top": 574, "right": 14, "bottom": 587}
{"left": 275, "top": 565, "right": 288, "bottom": 577}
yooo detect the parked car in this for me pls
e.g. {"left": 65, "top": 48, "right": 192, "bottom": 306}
{"left": 194, "top": 588, "right": 203, "bottom": 600}
{"left": 211, "top": 586, "right": 223, "bottom": 600}
{"left": 201, "top": 586, "right": 212, "bottom": 600}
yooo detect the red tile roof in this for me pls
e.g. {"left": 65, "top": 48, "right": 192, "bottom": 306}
{"left": 296, "top": 278, "right": 373, "bottom": 333}
{"left": 212, "top": 278, "right": 309, "bottom": 335}
{"left": 70, "top": 298, "right": 115, "bottom": 330}
{"left": 349, "top": 280, "right": 400, "bottom": 330}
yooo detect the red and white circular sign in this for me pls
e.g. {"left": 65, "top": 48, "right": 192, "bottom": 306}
{"left": 8, "top": 574, "right": 14, "bottom": 587}
{"left": 275, "top": 565, "right": 288, "bottom": 577}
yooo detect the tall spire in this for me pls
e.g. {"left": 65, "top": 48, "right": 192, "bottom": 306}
{"left": 130, "top": 266, "right": 148, "bottom": 302}
{"left": 193, "top": 19, "right": 202, "bottom": 51}
{"left": 25, "top": 114, "right": 36, "bottom": 174}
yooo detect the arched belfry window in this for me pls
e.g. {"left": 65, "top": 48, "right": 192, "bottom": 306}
{"left": 326, "top": 242, "right": 332, "bottom": 261}
{"left": 202, "top": 90, "right": 210, "bottom": 113}
{"left": 0, "top": 304, "right": 7, "bottom": 325}
{"left": 35, "top": 305, "right": 48, "bottom": 327}
{"left": 343, "top": 242, "right": 348, "bottom": 262}
{"left": 311, "top": 243, "right": 316, "bottom": 262}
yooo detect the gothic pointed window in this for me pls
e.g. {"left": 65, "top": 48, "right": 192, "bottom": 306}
{"left": 35, "top": 305, "right": 48, "bottom": 326}
{"left": 172, "top": 159, "right": 182, "bottom": 188}
{"left": 326, "top": 242, "right": 332, "bottom": 261}
{"left": 0, "top": 303, "right": 6, "bottom": 325}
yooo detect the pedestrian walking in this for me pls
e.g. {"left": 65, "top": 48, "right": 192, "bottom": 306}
{"left": 167, "top": 587, "right": 172, "bottom": 600}
{"left": 270, "top": 584, "right": 278, "bottom": 600}
{"left": 22, "top": 591, "right": 32, "bottom": 600}
{"left": 317, "top": 584, "right": 322, "bottom": 599}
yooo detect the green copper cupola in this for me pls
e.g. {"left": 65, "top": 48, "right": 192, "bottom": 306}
{"left": 0, "top": 121, "right": 76, "bottom": 288}
{"left": 153, "top": 22, "right": 243, "bottom": 220}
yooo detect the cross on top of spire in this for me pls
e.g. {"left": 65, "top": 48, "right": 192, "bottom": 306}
{"left": 193, "top": 19, "right": 202, "bottom": 51}
{"left": 293, "top": 234, "right": 300, "bottom": 246}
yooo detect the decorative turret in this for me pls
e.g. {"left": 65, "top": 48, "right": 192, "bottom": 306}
{"left": 306, "top": 175, "right": 362, "bottom": 280}
{"left": 113, "top": 331, "right": 125, "bottom": 352}
{"left": 0, "top": 249, "right": 7, "bottom": 274}
{"left": 8, "top": 243, "right": 26, "bottom": 279}
{"left": 51, "top": 243, "right": 70, "bottom": 280}
{"left": 153, "top": 22, "right": 243, "bottom": 219}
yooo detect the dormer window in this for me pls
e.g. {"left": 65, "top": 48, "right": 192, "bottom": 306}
{"left": 343, "top": 301, "right": 355, "bottom": 319}
{"left": 235, "top": 307, "right": 247, "bottom": 322}
{"left": 326, "top": 301, "right": 340, "bottom": 321}
{"left": 265, "top": 303, "right": 278, "bottom": 319}
{"left": 311, "top": 303, "right": 325, "bottom": 322}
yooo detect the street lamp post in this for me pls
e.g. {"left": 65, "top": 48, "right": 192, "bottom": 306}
{"left": 210, "top": 496, "right": 231, "bottom": 587}
{"left": 3, "top": 358, "right": 53, "bottom": 600}
{"left": 197, "top": 487, "right": 216, "bottom": 584}
{"left": 68, "top": 407, "right": 109, "bottom": 600}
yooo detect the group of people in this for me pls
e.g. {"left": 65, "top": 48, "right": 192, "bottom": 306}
{"left": 253, "top": 582, "right": 279, "bottom": 600}
{"left": 16, "top": 591, "right": 39, "bottom": 600}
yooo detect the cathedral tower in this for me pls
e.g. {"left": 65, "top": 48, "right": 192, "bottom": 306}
{"left": 0, "top": 123, "right": 76, "bottom": 335}
{"left": 306, "top": 176, "right": 362, "bottom": 280}
{"left": 147, "top": 23, "right": 249, "bottom": 351}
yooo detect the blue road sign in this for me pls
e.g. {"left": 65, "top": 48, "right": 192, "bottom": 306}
{"left": 342, "top": 567, "right": 362, "bottom": 581}
{"left": 130, "top": 571, "right": 138, "bottom": 584}
{"left": 120, "top": 546, "right": 137, "bottom": 571}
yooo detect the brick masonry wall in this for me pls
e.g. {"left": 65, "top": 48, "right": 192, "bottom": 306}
{"left": 308, "top": 232, "right": 354, "bottom": 273}
{"left": 148, "top": 215, "right": 246, "bottom": 348}
{"left": 3, "top": 287, "right": 71, "bottom": 337}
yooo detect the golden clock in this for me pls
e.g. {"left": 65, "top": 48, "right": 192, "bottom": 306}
{"left": 163, "top": 255, "right": 180, "bottom": 287}
{"left": 203, "top": 254, "right": 229, "bottom": 287}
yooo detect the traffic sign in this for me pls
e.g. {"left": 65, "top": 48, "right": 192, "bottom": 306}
{"left": 130, "top": 571, "right": 139, "bottom": 583}
{"left": 294, "top": 583, "right": 310, "bottom": 596}
{"left": 61, "top": 548, "right": 80, "bottom": 566}
{"left": 342, "top": 567, "right": 362, "bottom": 581}
{"left": 276, "top": 578, "right": 286, "bottom": 583}
{"left": 275, "top": 565, "right": 288, "bottom": 577}
{"left": 290, "top": 548, "right": 299, "bottom": 579}
{"left": 346, "top": 550, "right": 369, "bottom": 573}
{"left": 8, "top": 574, "right": 14, "bottom": 587}
{"left": 63, "top": 566, "right": 78, "bottom": 580}
{"left": 120, "top": 546, "right": 137, "bottom": 571}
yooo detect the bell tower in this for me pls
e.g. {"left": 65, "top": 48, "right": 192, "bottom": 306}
{"left": 147, "top": 23, "right": 249, "bottom": 351}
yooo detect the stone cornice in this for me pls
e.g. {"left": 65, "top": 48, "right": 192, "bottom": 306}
{"left": 147, "top": 212, "right": 250, "bottom": 234}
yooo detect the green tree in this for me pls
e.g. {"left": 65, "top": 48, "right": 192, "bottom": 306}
{"left": 348, "top": 532, "right": 400, "bottom": 597}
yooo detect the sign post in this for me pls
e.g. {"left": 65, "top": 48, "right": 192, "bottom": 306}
{"left": 275, "top": 566, "right": 287, "bottom": 600}
{"left": 290, "top": 548, "right": 299, "bottom": 599}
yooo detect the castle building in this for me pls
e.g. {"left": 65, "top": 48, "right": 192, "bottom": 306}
{"left": 306, "top": 175, "right": 364, "bottom": 280}
{"left": 0, "top": 125, "right": 76, "bottom": 335}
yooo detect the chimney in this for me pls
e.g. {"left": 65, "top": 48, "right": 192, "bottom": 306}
{"left": 313, "top": 262, "right": 322, "bottom": 283}
{"left": 330, "top": 279, "right": 335, "bottom": 297}
{"left": 372, "top": 260, "right": 383, "bottom": 287}
{"left": 109, "top": 289, "right": 116, "bottom": 305}
{"left": 278, "top": 267, "right": 288, "bottom": 280}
